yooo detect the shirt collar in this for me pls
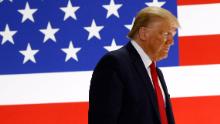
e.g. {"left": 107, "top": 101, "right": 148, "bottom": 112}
{"left": 131, "top": 40, "right": 152, "bottom": 69}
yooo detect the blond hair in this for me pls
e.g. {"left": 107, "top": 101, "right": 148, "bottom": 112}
{"left": 128, "top": 6, "right": 180, "bottom": 39}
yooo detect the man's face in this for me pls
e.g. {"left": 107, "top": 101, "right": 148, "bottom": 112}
{"left": 142, "top": 20, "right": 177, "bottom": 61}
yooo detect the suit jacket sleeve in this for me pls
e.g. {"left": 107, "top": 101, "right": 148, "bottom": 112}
{"left": 89, "top": 53, "right": 124, "bottom": 124}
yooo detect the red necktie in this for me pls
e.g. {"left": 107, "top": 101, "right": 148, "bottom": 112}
{"left": 150, "top": 62, "right": 168, "bottom": 124}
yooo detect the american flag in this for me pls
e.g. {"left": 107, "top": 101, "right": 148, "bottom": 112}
{"left": 0, "top": 0, "right": 220, "bottom": 124}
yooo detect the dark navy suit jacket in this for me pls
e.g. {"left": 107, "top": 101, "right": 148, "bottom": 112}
{"left": 89, "top": 42, "right": 175, "bottom": 124}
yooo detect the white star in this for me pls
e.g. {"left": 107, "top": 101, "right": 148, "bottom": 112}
{"left": 19, "top": 43, "right": 39, "bottom": 64}
{"left": 0, "top": 0, "right": 13, "bottom": 3}
{"left": 124, "top": 18, "right": 135, "bottom": 30}
{"left": 18, "top": 2, "right": 38, "bottom": 23}
{"left": 0, "top": 24, "right": 17, "bottom": 45}
{"left": 60, "top": 0, "right": 80, "bottom": 21}
{"left": 102, "top": 0, "right": 122, "bottom": 18}
{"left": 145, "top": 0, "right": 166, "bottom": 7}
{"left": 84, "top": 19, "right": 104, "bottom": 40}
{"left": 39, "top": 22, "right": 59, "bottom": 43}
{"left": 104, "top": 39, "right": 123, "bottom": 51}
{"left": 61, "top": 41, "right": 81, "bottom": 62}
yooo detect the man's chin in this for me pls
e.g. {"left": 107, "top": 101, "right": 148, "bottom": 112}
{"left": 156, "top": 54, "right": 168, "bottom": 61}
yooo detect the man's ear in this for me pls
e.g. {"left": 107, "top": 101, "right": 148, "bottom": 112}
{"left": 138, "top": 27, "right": 148, "bottom": 41}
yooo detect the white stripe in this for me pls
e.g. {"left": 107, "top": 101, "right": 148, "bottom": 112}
{"left": 0, "top": 71, "right": 92, "bottom": 105}
{"left": 1, "top": 65, "right": 220, "bottom": 105}
{"left": 161, "top": 64, "right": 220, "bottom": 98}
{"left": 178, "top": 3, "right": 220, "bottom": 36}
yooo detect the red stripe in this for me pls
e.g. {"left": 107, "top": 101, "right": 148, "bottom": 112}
{"left": 179, "top": 34, "right": 220, "bottom": 66}
{"left": 1, "top": 97, "right": 220, "bottom": 124}
{"left": 178, "top": 0, "right": 220, "bottom": 5}
{"left": 0, "top": 102, "right": 88, "bottom": 124}
{"left": 172, "top": 96, "right": 220, "bottom": 124}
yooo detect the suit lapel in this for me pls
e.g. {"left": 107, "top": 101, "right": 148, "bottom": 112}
{"left": 157, "top": 68, "right": 170, "bottom": 106}
{"left": 157, "top": 68, "right": 175, "bottom": 124}
{"left": 125, "top": 42, "right": 161, "bottom": 119}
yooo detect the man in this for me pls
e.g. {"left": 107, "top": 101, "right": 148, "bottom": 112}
{"left": 89, "top": 6, "right": 180, "bottom": 124}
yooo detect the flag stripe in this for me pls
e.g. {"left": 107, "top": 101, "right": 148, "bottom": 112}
{"left": 179, "top": 35, "right": 220, "bottom": 65}
{"left": 161, "top": 64, "right": 220, "bottom": 98}
{"left": 178, "top": 0, "right": 220, "bottom": 5}
{"left": 0, "top": 102, "right": 88, "bottom": 124}
{"left": 172, "top": 96, "right": 220, "bottom": 124}
{"left": 177, "top": 3, "right": 220, "bottom": 36}
{"left": 0, "top": 71, "right": 92, "bottom": 105}
{"left": 1, "top": 96, "right": 220, "bottom": 124}
{"left": 1, "top": 65, "right": 220, "bottom": 105}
